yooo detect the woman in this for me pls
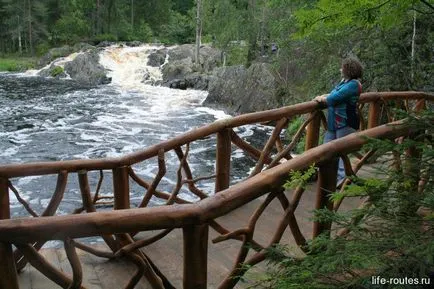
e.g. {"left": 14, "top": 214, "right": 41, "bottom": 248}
{"left": 314, "top": 57, "right": 363, "bottom": 186}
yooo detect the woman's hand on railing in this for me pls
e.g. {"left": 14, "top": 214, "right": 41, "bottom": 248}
{"left": 314, "top": 94, "right": 328, "bottom": 104}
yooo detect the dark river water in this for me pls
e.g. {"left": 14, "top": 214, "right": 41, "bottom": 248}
{"left": 0, "top": 47, "right": 273, "bottom": 222}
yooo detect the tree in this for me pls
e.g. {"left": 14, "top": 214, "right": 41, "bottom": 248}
{"left": 259, "top": 110, "right": 434, "bottom": 289}
{"left": 195, "top": 0, "right": 201, "bottom": 64}
{"left": 264, "top": 0, "right": 434, "bottom": 103}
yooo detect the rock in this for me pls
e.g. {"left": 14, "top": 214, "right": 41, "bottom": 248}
{"left": 185, "top": 73, "right": 210, "bottom": 90}
{"left": 64, "top": 51, "right": 111, "bottom": 85}
{"left": 38, "top": 46, "right": 74, "bottom": 68}
{"left": 72, "top": 42, "right": 94, "bottom": 52}
{"left": 162, "top": 58, "right": 193, "bottom": 84}
{"left": 125, "top": 41, "right": 143, "bottom": 47}
{"left": 96, "top": 41, "right": 116, "bottom": 48}
{"left": 205, "top": 63, "right": 279, "bottom": 114}
{"left": 38, "top": 44, "right": 95, "bottom": 68}
{"left": 38, "top": 64, "right": 67, "bottom": 79}
{"left": 148, "top": 48, "right": 168, "bottom": 67}
{"left": 161, "top": 44, "right": 221, "bottom": 90}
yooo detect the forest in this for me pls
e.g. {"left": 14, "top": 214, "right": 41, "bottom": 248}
{"left": 0, "top": 0, "right": 433, "bottom": 100}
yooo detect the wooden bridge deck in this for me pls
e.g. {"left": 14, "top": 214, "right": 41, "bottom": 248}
{"left": 16, "top": 165, "right": 377, "bottom": 289}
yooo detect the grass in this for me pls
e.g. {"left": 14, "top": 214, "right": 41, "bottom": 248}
{"left": 0, "top": 56, "right": 38, "bottom": 72}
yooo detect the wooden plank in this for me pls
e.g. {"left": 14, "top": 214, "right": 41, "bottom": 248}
{"left": 17, "top": 263, "right": 32, "bottom": 289}
{"left": 11, "top": 165, "right": 375, "bottom": 289}
{"left": 27, "top": 248, "right": 62, "bottom": 289}
{"left": 93, "top": 257, "right": 149, "bottom": 289}
{"left": 57, "top": 247, "right": 104, "bottom": 289}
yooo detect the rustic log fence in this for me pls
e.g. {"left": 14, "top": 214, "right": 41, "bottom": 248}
{"left": 0, "top": 91, "right": 432, "bottom": 289}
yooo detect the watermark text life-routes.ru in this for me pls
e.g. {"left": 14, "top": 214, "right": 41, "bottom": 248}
{"left": 371, "top": 276, "right": 431, "bottom": 286}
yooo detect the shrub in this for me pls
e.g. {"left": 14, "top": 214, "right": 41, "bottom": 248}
{"left": 50, "top": 66, "right": 64, "bottom": 77}
{"left": 258, "top": 110, "right": 434, "bottom": 289}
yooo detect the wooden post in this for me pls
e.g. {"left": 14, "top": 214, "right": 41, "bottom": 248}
{"left": 113, "top": 166, "right": 130, "bottom": 210}
{"left": 305, "top": 112, "right": 321, "bottom": 151}
{"left": 313, "top": 159, "right": 338, "bottom": 238}
{"left": 183, "top": 224, "right": 208, "bottom": 289}
{"left": 215, "top": 129, "right": 231, "bottom": 193}
{"left": 79, "top": 170, "right": 118, "bottom": 252}
{"left": 0, "top": 177, "right": 19, "bottom": 289}
{"left": 368, "top": 101, "right": 381, "bottom": 129}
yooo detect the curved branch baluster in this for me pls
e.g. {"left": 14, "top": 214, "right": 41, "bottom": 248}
{"left": 15, "top": 243, "right": 81, "bottom": 288}
{"left": 115, "top": 229, "right": 173, "bottom": 257}
{"left": 15, "top": 171, "right": 68, "bottom": 271}
{"left": 8, "top": 181, "right": 38, "bottom": 217}
{"left": 128, "top": 167, "right": 189, "bottom": 204}
{"left": 174, "top": 146, "right": 209, "bottom": 199}
{"left": 78, "top": 170, "right": 118, "bottom": 252}
{"left": 249, "top": 118, "right": 288, "bottom": 177}
{"left": 167, "top": 144, "right": 190, "bottom": 205}
{"left": 230, "top": 129, "right": 272, "bottom": 163}
{"left": 267, "top": 113, "right": 318, "bottom": 169}
{"left": 64, "top": 238, "right": 83, "bottom": 289}
{"left": 218, "top": 190, "right": 281, "bottom": 288}
{"left": 138, "top": 148, "right": 166, "bottom": 208}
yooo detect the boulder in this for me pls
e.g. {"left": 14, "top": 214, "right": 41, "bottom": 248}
{"left": 38, "top": 43, "right": 94, "bottom": 68}
{"left": 125, "top": 41, "right": 143, "bottom": 47}
{"left": 161, "top": 44, "right": 221, "bottom": 90}
{"left": 205, "top": 63, "right": 279, "bottom": 114}
{"left": 166, "top": 73, "right": 211, "bottom": 90}
{"left": 38, "top": 64, "right": 67, "bottom": 79}
{"left": 162, "top": 57, "right": 193, "bottom": 84}
{"left": 148, "top": 48, "right": 168, "bottom": 67}
{"left": 38, "top": 46, "right": 74, "bottom": 68}
{"left": 64, "top": 51, "right": 111, "bottom": 85}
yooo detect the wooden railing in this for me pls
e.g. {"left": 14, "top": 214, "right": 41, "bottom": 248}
{"left": 0, "top": 92, "right": 432, "bottom": 289}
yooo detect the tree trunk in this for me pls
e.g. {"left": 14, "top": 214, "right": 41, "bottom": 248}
{"left": 195, "top": 0, "right": 202, "bottom": 65}
{"left": 17, "top": 16, "right": 22, "bottom": 55}
{"left": 27, "top": 0, "right": 34, "bottom": 56}
{"left": 411, "top": 10, "right": 416, "bottom": 82}
{"left": 246, "top": 0, "right": 257, "bottom": 66}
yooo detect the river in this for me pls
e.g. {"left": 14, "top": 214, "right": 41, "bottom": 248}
{"left": 0, "top": 45, "right": 272, "bottom": 219}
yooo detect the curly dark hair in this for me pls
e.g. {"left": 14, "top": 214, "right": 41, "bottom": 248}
{"left": 341, "top": 58, "right": 363, "bottom": 80}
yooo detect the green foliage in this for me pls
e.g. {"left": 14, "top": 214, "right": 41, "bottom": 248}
{"left": 93, "top": 33, "right": 117, "bottom": 43}
{"left": 53, "top": 12, "right": 90, "bottom": 44}
{"left": 226, "top": 45, "right": 248, "bottom": 66}
{"left": 284, "top": 116, "right": 307, "bottom": 154}
{"left": 49, "top": 65, "right": 64, "bottom": 77}
{"left": 159, "top": 11, "right": 194, "bottom": 44}
{"left": 0, "top": 57, "right": 36, "bottom": 71}
{"left": 36, "top": 42, "right": 50, "bottom": 57}
{"left": 284, "top": 164, "right": 316, "bottom": 190}
{"left": 284, "top": 116, "right": 325, "bottom": 155}
{"left": 257, "top": 110, "right": 434, "bottom": 288}
{"left": 134, "top": 21, "right": 153, "bottom": 43}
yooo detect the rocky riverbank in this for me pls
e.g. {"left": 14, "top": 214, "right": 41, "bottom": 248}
{"left": 38, "top": 42, "right": 282, "bottom": 113}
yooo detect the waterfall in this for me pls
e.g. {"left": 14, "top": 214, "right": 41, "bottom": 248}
{"left": 99, "top": 45, "right": 166, "bottom": 88}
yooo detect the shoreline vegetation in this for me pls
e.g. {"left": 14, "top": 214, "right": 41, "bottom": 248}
{"left": 0, "top": 56, "right": 38, "bottom": 72}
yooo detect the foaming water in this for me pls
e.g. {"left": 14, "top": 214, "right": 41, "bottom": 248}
{"left": 0, "top": 45, "right": 273, "bottom": 222}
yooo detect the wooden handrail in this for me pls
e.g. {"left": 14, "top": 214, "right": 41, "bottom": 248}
{"left": 0, "top": 92, "right": 431, "bottom": 178}
{"left": 0, "top": 120, "right": 409, "bottom": 243}
{"left": 0, "top": 91, "right": 431, "bottom": 289}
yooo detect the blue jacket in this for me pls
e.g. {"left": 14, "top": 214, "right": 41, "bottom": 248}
{"left": 326, "top": 79, "right": 361, "bottom": 131}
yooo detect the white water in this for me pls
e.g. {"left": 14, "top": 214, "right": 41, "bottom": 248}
{"left": 0, "top": 44, "right": 274, "bottom": 220}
